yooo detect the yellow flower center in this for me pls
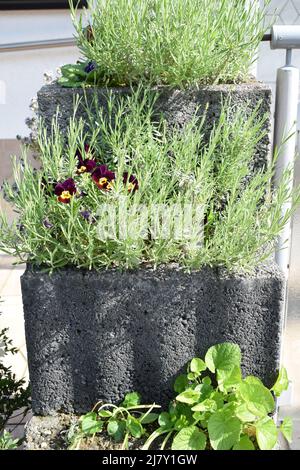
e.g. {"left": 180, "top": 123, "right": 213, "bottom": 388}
{"left": 99, "top": 177, "right": 108, "bottom": 186}
{"left": 61, "top": 190, "right": 71, "bottom": 200}
{"left": 128, "top": 182, "right": 136, "bottom": 192}
{"left": 78, "top": 165, "right": 87, "bottom": 173}
{"left": 106, "top": 181, "right": 114, "bottom": 190}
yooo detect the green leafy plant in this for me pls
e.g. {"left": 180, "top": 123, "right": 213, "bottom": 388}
{"left": 66, "top": 0, "right": 271, "bottom": 88}
{"left": 67, "top": 391, "right": 160, "bottom": 450}
{"left": 142, "top": 343, "right": 292, "bottom": 450}
{"left": 1, "top": 89, "right": 299, "bottom": 273}
{"left": 70, "top": 343, "right": 292, "bottom": 451}
{"left": 0, "top": 302, "right": 31, "bottom": 449}
{"left": 0, "top": 430, "right": 20, "bottom": 450}
{"left": 58, "top": 61, "right": 99, "bottom": 89}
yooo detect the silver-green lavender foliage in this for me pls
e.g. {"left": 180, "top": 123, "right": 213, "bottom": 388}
{"left": 71, "top": 0, "right": 271, "bottom": 87}
{"left": 0, "top": 90, "right": 299, "bottom": 272}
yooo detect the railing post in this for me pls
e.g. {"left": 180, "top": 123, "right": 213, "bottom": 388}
{"left": 273, "top": 49, "right": 299, "bottom": 277}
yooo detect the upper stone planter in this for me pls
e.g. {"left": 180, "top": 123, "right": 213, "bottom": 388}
{"left": 37, "top": 81, "right": 272, "bottom": 172}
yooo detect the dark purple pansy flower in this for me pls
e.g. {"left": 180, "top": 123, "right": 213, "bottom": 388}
{"left": 77, "top": 158, "right": 97, "bottom": 174}
{"left": 123, "top": 172, "right": 139, "bottom": 193}
{"left": 76, "top": 144, "right": 97, "bottom": 174}
{"left": 92, "top": 165, "right": 115, "bottom": 191}
{"left": 84, "top": 61, "right": 97, "bottom": 73}
{"left": 43, "top": 219, "right": 53, "bottom": 229}
{"left": 54, "top": 178, "right": 77, "bottom": 204}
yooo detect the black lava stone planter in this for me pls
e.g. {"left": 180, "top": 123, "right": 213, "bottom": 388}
{"left": 37, "top": 81, "right": 272, "bottom": 172}
{"left": 21, "top": 263, "right": 285, "bottom": 415}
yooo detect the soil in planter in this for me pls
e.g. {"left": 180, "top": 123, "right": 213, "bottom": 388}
{"left": 24, "top": 413, "right": 151, "bottom": 450}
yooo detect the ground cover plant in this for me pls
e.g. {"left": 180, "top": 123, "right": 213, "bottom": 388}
{"left": 58, "top": 0, "right": 271, "bottom": 88}
{"left": 66, "top": 343, "right": 292, "bottom": 451}
{"left": 0, "top": 89, "right": 299, "bottom": 272}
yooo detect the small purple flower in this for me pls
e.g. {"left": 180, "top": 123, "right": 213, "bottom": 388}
{"left": 80, "top": 210, "right": 96, "bottom": 224}
{"left": 43, "top": 219, "right": 53, "bottom": 229}
{"left": 80, "top": 210, "right": 91, "bottom": 221}
{"left": 84, "top": 61, "right": 97, "bottom": 73}
{"left": 54, "top": 178, "right": 77, "bottom": 203}
{"left": 76, "top": 144, "right": 97, "bottom": 174}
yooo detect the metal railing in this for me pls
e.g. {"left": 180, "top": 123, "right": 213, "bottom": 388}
{"left": 0, "top": 33, "right": 272, "bottom": 54}
{"left": 0, "top": 37, "right": 75, "bottom": 53}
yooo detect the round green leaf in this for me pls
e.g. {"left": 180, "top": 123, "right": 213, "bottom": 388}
{"left": 192, "top": 398, "right": 218, "bottom": 413}
{"left": 121, "top": 391, "right": 141, "bottom": 408}
{"left": 280, "top": 416, "right": 293, "bottom": 444}
{"left": 60, "top": 64, "right": 87, "bottom": 78}
{"left": 244, "top": 376, "right": 263, "bottom": 385}
{"left": 217, "top": 365, "right": 242, "bottom": 392}
{"left": 107, "top": 419, "right": 119, "bottom": 435}
{"left": 158, "top": 412, "right": 172, "bottom": 429}
{"left": 256, "top": 417, "right": 278, "bottom": 450}
{"left": 235, "top": 403, "right": 257, "bottom": 423}
{"left": 233, "top": 435, "right": 255, "bottom": 450}
{"left": 208, "top": 409, "right": 242, "bottom": 450}
{"left": 174, "top": 374, "right": 189, "bottom": 393}
{"left": 80, "top": 412, "right": 103, "bottom": 435}
{"left": 195, "top": 382, "right": 213, "bottom": 401}
{"left": 171, "top": 426, "right": 206, "bottom": 450}
{"left": 205, "top": 343, "right": 241, "bottom": 373}
{"left": 139, "top": 412, "right": 159, "bottom": 424}
{"left": 202, "top": 376, "right": 212, "bottom": 386}
{"left": 176, "top": 389, "right": 201, "bottom": 405}
{"left": 271, "top": 367, "right": 289, "bottom": 398}
{"left": 239, "top": 381, "right": 275, "bottom": 417}
{"left": 126, "top": 416, "right": 144, "bottom": 438}
{"left": 190, "top": 358, "right": 206, "bottom": 375}
{"left": 107, "top": 419, "right": 126, "bottom": 442}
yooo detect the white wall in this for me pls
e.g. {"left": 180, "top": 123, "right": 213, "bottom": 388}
{"left": 0, "top": 10, "right": 80, "bottom": 139}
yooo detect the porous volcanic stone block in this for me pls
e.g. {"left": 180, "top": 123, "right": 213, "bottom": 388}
{"left": 21, "top": 263, "right": 285, "bottom": 415}
{"left": 37, "top": 81, "right": 272, "bottom": 171}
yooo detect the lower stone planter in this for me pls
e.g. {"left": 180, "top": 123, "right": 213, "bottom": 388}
{"left": 21, "top": 263, "right": 285, "bottom": 415}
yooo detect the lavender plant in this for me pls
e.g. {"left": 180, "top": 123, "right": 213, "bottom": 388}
{"left": 0, "top": 90, "right": 299, "bottom": 272}
{"left": 62, "top": 0, "right": 271, "bottom": 88}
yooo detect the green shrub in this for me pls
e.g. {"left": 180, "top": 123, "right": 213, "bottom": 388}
{"left": 68, "top": 342, "right": 292, "bottom": 450}
{"left": 0, "top": 90, "right": 299, "bottom": 272}
{"left": 0, "top": 304, "right": 31, "bottom": 449}
{"left": 67, "top": 0, "right": 271, "bottom": 88}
